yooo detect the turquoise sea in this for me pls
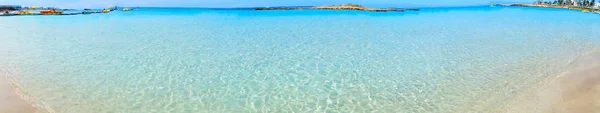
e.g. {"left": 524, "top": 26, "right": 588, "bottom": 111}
{"left": 1, "top": 6, "right": 600, "bottom": 113}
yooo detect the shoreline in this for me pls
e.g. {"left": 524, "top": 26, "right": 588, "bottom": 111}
{"left": 499, "top": 50, "right": 600, "bottom": 113}
{"left": 551, "top": 51, "right": 600, "bottom": 112}
{"left": 0, "top": 68, "right": 37, "bottom": 113}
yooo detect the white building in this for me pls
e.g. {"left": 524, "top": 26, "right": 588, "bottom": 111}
{"left": 573, "top": 1, "right": 600, "bottom": 7}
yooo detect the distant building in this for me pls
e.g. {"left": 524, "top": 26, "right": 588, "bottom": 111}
{"left": 0, "top": 5, "right": 21, "bottom": 11}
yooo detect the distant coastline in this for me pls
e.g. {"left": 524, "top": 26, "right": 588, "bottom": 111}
{"left": 499, "top": 1, "right": 600, "bottom": 13}
{"left": 0, "top": 5, "right": 133, "bottom": 16}
{"left": 5, "top": 3, "right": 598, "bottom": 16}
{"left": 254, "top": 4, "right": 420, "bottom": 12}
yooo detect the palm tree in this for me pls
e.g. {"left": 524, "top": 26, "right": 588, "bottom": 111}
{"left": 585, "top": 0, "right": 590, "bottom": 7}
{"left": 537, "top": 0, "right": 544, "bottom": 4}
{"left": 567, "top": 0, "right": 573, "bottom": 6}
{"left": 591, "top": 0, "right": 596, "bottom": 12}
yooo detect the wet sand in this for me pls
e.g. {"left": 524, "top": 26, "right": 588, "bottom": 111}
{"left": 499, "top": 51, "right": 600, "bottom": 113}
{"left": 549, "top": 52, "right": 600, "bottom": 113}
{"left": 0, "top": 69, "right": 36, "bottom": 113}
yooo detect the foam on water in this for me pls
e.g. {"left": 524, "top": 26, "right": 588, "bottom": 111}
{"left": 1, "top": 6, "right": 600, "bottom": 112}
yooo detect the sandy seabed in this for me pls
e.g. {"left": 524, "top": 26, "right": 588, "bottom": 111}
{"left": 2, "top": 51, "right": 600, "bottom": 113}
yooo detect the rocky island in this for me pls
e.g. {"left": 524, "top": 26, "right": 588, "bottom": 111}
{"left": 255, "top": 4, "right": 420, "bottom": 12}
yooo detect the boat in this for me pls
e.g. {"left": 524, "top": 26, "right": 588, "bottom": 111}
{"left": 108, "top": 5, "right": 118, "bottom": 10}
{"left": 82, "top": 9, "right": 93, "bottom": 14}
{"left": 82, "top": 11, "right": 92, "bottom": 14}
{"left": 123, "top": 8, "right": 131, "bottom": 11}
{"left": 40, "top": 9, "right": 62, "bottom": 15}
{"left": 18, "top": 10, "right": 35, "bottom": 15}
{"left": 102, "top": 9, "right": 111, "bottom": 13}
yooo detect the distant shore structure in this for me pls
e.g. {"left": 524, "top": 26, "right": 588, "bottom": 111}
{"left": 498, "top": 0, "right": 600, "bottom": 13}
{"left": 0, "top": 5, "right": 134, "bottom": 16}
{"left": 255, "top": 4, "right": 420, "bottom": 12}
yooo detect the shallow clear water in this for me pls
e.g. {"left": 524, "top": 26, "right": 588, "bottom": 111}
{"left": 1, "top": 6, "right": 600, "bottom": 113}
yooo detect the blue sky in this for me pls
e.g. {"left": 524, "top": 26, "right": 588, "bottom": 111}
{"left": 1, "top": 0, "right": 531, "bottom": 8}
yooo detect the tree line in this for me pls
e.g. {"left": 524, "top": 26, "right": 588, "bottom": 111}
{"left": 536, "top": 0, "right": 596, "bottom": 7}
{"left": 535, "top": 0, "right": 597, "bottom": 11}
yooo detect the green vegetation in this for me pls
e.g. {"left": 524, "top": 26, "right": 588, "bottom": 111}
{"left": 535, "top": 0, "right": 598, "bottom": 12}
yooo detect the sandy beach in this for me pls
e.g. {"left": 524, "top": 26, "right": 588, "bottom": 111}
{"left": 0, "top": 68, "right": 36, "bottom": 113}
{"left": 499, "top": 51, "right": 600, "bottom": 113}
{"left": 549, "top": 52, "right": 600, "bottom": 113}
